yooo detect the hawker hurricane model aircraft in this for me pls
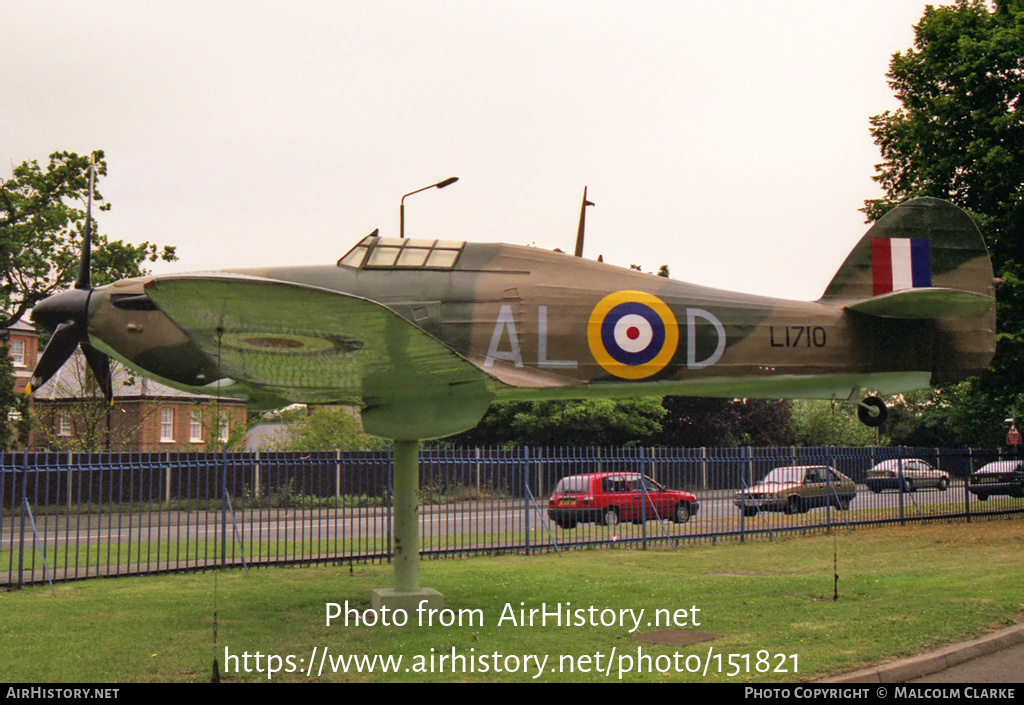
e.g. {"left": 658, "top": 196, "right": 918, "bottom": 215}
{"left": 27, "top": 195, "right": 996, "bottom": 608}
{"left": 30, "top": 195, "right": 996, "bottom": 435}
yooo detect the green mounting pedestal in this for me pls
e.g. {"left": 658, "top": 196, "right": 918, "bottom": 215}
{"left": 372, "top": 439, "right": 444, "bottom": 615}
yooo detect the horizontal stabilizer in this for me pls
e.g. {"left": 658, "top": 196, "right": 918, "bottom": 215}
{"left": 846, "top": 287, "right": 995, "bottom": 319}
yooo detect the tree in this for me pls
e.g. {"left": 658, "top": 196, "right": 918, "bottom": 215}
{"left": 0, "top": 340, "right": 30, "bottom": 448}
{"left": 448, "top": 398, "right": 667, "bottom": 447}
{"left": 883, "top": 384, "right": 1010, "bottom": 448}
{"left": 864, "top": 0, "right": 1024, "bottom": 441}
{"left": 1, "top": 150, "right": 177, "bottom": 328}
{"left": 0, "top": 150, "right": 177, "bottom": 447}
{"left": 658, "top": 397, "right": 794, "bottom": 447}
{"left": 268, "top": 406, "right": 386, "bottom": 450}
{"left": 790, "top": 400, "right": 880, "bottom": 447}
{"left": 627, "top": 263, "right": 671, "bottom": 276}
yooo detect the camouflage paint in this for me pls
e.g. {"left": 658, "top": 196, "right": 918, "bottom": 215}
{"left": 80, "top": 198, "right": 995, "bottom": 439}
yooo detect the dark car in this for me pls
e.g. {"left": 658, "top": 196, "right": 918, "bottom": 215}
{"left": 865, "top": 458, "right": 951, "bottom": 493}
{"left": 547, "top": 473, "right": 699, "bottom": 529}
{"left": 733, "top": 465, "right": 857, "bottom": 516}
{"left": 968, "top": 461, "right": 1024, "bottom": 501}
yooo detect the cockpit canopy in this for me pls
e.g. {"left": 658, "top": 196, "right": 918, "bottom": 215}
{"left": 338, "top": 235, "right": 465, "bottom": 270}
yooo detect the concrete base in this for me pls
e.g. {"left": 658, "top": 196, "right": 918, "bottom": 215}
{"left": 371, "top": 587, "right": 444, "bottom": 620}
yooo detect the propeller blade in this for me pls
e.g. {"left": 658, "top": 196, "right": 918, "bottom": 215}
{"left": 74, "top": 156, "right": 96, "bottom": 291}
{"left": 27, "top": 157, "right": 101, "bottom": 396}
{"left": 28, "top": 321, "right": 82, "bottom": 393}
{"left": 81, "top": 342, "right": 113, "bottom": 401}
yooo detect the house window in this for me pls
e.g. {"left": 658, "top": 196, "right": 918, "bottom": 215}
{"left": 58, "top": 410, "right": 72, "bottom": 437}
{"left": 160, "top": 408, "right": 175, "bottom": 442}
{"left": 9, "top": 339, "right": 25, "bottom": 367}
{"left": 189, "top": 410, "right": 203, "bottom": 443}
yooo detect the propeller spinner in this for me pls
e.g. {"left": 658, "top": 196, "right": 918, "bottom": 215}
{"left": 27, "top": 157, "right": 112, "bottom": 400}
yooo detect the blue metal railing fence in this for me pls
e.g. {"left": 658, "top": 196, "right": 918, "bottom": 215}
{"left": 2, "top": 445, "right": 1021, "bottom": 587}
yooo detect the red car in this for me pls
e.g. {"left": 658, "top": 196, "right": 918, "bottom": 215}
{"left": 547, "top": 472, "right": 699, "bottom": 529}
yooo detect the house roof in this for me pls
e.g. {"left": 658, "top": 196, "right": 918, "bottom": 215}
{"left": 6, "top": 319, "right": 37, "bottom": 336}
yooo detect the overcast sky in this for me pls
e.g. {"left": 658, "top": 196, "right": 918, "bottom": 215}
{"left": 3, "top": 1, "right": 938, "bottom": 300}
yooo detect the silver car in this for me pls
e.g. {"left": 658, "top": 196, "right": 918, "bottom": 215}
{"left": 865, "top": 459, "right": 950, "bottom": 493}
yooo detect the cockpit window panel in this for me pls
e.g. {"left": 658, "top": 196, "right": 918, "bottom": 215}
{"left": 367, "top": 246, "right": 401, "bottom": 267}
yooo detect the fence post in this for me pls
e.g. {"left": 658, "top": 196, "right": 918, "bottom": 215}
{"left": 164, "top": 451, "right": 171, "bottom": 506}
{"left": 897, "top": 445, "right": 906, "bottom": 525}
{"left": 701, "top": 447, "right": 708, "bottom": 492}
{"left": 250, "top": 448, "right": 259, "bottom": 502}
{"left": 219, "top": 445, "right": 226, "bottom": 566}
{"left": 536, "top": 447, "right": 543, "bottom": 500}
{"left": 740, "top": 447, "right": 748, "bottom": 543}
{"left": 66, "top": 451, "right": 73, "bottom": 512}
{"left": 640, "top": 446, "right": 648, "bottom": 550}
{"left": 386, "top": 445, "right": 393, "bottom": 562}
{"left": 17, "top": 449, "right": 28, "bottom": 589}
{"left": 966, "top": 446, "right": 973, "bottom": 523}
{"left": 738, "top": 453, "right": 744, "bottom": 541}
{"left": 524, "top": 446, "right": 531, "bottom": 556}
{"left": 825, "top": 445, "right": 833, "bottom": 530}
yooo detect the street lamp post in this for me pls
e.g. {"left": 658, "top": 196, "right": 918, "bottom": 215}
{"left": 400, "top": 177, "right": 459, "bottom": 238}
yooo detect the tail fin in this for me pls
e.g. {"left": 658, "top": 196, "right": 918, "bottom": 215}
{"left": 820, "top": 197, "right": 996, "bottom": 318}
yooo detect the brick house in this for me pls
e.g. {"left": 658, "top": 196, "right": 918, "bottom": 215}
{"left": 6, "top": 323, "right": 246, "bottom": 451}
{"left": 6, "top": 319, "right": 39, "bottom": 395}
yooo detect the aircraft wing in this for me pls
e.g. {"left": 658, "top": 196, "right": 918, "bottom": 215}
{"left": 142, "top": 274, "right": 498, "bottom": 437}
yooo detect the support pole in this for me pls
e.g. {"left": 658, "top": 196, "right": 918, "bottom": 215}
{"left": 392, "top": 439, "right": 419, "bottom": 592}
{"left": 372, "top": 439, "right": 443, "bottom": 614}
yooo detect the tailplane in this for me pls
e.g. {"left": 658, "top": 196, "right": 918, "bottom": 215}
{"left": 845, "top": 286, "right": 994, "bottom": 319}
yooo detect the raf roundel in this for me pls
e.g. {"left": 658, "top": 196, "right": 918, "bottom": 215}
{"left": 588, "top": 291, "right": 679, "bottom": 379}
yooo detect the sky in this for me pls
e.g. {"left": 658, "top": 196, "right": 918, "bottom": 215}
{"left": 3, "top": 1, "right": 940, "bottom": 301}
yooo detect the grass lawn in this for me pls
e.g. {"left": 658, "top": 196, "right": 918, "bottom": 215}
{"left": 2, "top": 516, "right": 1022, "bottom": 683}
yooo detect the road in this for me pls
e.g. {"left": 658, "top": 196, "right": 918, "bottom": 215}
{"left": 910, "top": 641, "right": 1024, "bottom": 683}
{"left": 0, "top": 482, "right": 991, "bottom": 553}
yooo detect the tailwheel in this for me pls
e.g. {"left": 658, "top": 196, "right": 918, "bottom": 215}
{"left": 856, "top": 396, "right": 887, "bottom": 427}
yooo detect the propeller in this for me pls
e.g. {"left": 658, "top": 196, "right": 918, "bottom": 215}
{"left": 27, "top": 156, "right": 112, "bottom": 400}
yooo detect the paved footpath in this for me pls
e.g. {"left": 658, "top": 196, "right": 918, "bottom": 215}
{"left": 818, "top": 623, "right": 1024, "bottom": 683}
